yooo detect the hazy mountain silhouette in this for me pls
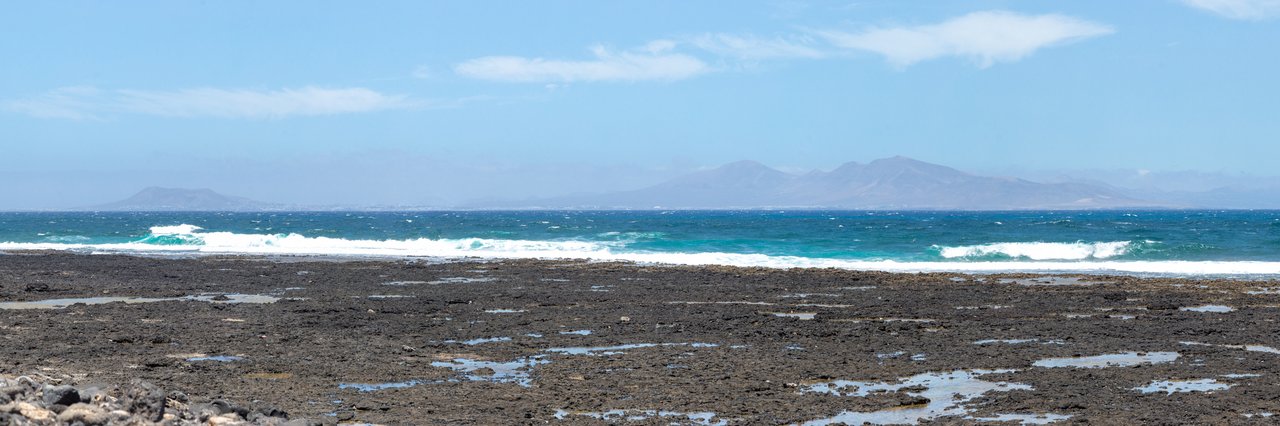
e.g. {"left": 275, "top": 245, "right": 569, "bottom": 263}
{"left": 487, "top": 156, "right": 1160, "bottom": 209}
{"left": 90, "top": 187, "right": 278, "bottom": 211}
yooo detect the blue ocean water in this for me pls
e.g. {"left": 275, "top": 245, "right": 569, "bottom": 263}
{"left": 1, "top": 211, "right": 1278, "bottom": 276}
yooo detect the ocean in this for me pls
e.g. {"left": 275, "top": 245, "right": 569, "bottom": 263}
{"left": 1, "top": 210, "right": 1278, "bottom": 277}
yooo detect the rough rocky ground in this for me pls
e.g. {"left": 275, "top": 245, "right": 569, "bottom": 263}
{"left": 0, "top": 374, "right": 311, "bottom": 425}
{"left": 1, "top": 253, "right": 1279, "bottom": 425}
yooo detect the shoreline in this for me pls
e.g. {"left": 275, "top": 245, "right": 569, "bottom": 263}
{"left": 4, "top": 249, "right": 1279, "bottom": 279}
{"left": 2, "top": 253, "right": 1279, "bottom": 424}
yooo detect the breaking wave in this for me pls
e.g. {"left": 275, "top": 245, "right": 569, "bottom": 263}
{"left": 1, "top": 225, "right": 1278, "bottom": 276}
{"left": 935, "top": 241, "right": 1141, "bottom": 261}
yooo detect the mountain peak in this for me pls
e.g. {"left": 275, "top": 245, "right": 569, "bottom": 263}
{"left": 719, "top": 160, "right": 772, "bottom": 171}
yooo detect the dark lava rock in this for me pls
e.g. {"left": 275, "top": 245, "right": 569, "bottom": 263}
{"left": 6, "top": 371, "right": 313, "bottom": 425}
{"left": 123, "top": 379, "right": 166, "bottom": 422}
{"left": 211, "top": 294, "right": 232, "bottom": 301}
{"left": 144, "top": 357, "right": 174, "bottom": 368}
{"left": 24, "top": 283, "right": 51, "bottom": 292}
{"left": 1102, "top": 292, "right": 1129, "bottom": 301}
{"left": 42, "top": 385, "right": 80, "bottom": 407}
{"left": 1147, "top": 303, "right": 1180, "bottom": 310}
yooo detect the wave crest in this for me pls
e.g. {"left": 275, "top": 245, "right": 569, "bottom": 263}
{"left": 150, "top": 224, "right": 204, "bottom": 235}
{"left": 936, "top": 241, "right": 1135, "bottom": 261}
{"left": 1, "top": 227, "right": 1276, "bottom": 276}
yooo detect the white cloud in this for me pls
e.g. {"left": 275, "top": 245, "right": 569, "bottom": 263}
{"left": 3, "top": 86, "right": 416, "bottom": 119}
{"left": 1182, "top": 0, "right": 1280, "bottom": 20}
{"left": 689, "top": 33, "right": 825, "bottom": 60}
{"left": 454, "top": 44, "right": 709, "bottom": 83}
{"left": 2, "top": 86, "right": 107, "bottom": 120}
{"left": 818, "top": 11, "right": 1114, "bottom": 68}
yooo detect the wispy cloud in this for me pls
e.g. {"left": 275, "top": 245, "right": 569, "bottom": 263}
{"left": 3, "top": 86, "right": 416, "bottom": 120}
{"left": 1182, "top": 0, "right": 1280, "bottom": 20}
{"left": 455, "top": 42, "right": 709, "bottom": 83}
{"left": 818, "top": 11, "right": 1114, "bottom": 68}
{"left": 688, "top": 33, "right": 825, "bottom": 60}
{"left": 3, "top": 86, "right": 106, "bottom": 120}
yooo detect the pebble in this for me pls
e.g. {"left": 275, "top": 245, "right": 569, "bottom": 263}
{"left": 42, "top": 385, "right": 80, "bottom": 407}
{"left": 0, "top": 375, "right": 312, "bottom": 425}
{"left": 56, "top": 403, "right": 111, "bottom": 425}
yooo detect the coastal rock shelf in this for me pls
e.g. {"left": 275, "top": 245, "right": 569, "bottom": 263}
{"left": 1, "top": 253, "right": 1278, "bottom": 424}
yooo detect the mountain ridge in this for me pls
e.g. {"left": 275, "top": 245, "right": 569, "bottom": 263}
{"left": 479, "top": 156, "right": 1166, "bottom": 210}
{"left": 89, "top": 187, "right": 279, "bottom": 211}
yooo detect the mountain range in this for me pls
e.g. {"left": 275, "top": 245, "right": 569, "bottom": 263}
{"left": 90, "top": 156, "right": 1280, "bottom": 210}
{"left": 488, "top": 156, "right": 1158, "bottom": 210}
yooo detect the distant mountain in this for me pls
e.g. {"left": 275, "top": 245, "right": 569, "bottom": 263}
{"left": 481, "top": 156, "right": 1163, "bottom": 210}
{"left": 91, "top": 187, "right": 278, "bottom": 211}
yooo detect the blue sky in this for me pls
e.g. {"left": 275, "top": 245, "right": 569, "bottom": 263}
{"left": 2, "top": 0, "right": 1279, "bottom": 207}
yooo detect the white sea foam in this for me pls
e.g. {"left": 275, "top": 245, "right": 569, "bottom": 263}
{"left": 937, "top": 241, "right": 1134, "bottom": 260}
{"left": 2, "top": 225, "right": 1280, "bottom": 276}
{"left": 150, "top": 224, "right": 204, "bottom": 235}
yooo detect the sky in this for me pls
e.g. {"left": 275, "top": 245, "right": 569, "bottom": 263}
{"left": 2, "top": 0, "right": 1279, "bottom": 208}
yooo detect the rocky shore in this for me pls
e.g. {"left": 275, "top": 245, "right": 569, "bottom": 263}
{"left": 0, "top": 375, "right": 311, "bottom": 425}
{"left": 1, "top": 253, "right": 1279, "bottom": 424}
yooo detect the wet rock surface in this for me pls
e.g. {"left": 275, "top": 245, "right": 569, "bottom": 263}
{"left": 0, "top": 253, "right": 1279, "bottom": 424}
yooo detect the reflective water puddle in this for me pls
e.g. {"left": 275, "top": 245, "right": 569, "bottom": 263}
{"left": 485, "top": 309, "right": 526, "bottom": 313}
{"left": 830, "top": 318, "right": 937, "bottom": 324}
{"left": 769, "top": 312, "right": 817, "bottom": 320}
{"left": 444, "top": 337, "right": 511, "bottom": 346}
{"left": 430, "top": 356, "right": 549, "bottom": 387}
{"left": 338, "top": 380, "right": 424, "bottom": 392}
{"left": 670, "top": 301, "right": 776, "bottom": 306}
{"left": 780, "top": 293, "right": 839, "bottom": 298}
{"left": 0, "top": 293, "right": 280, "bottom": 309}
{"left": 1180, "top": 341, "right": 1280, "bottom": 355}
{"left": 427, "top": 277, "right": 497, "bottom": 284}
{"left": 1221, "top": 373, "right": 1262, "bottom": 379}
{"left": 367, "top": 295, "right": 414, "bottom": 299}
{"left": 999, "top": 277, "right": 1104, "bottom": 286}
{"left": 1134, "top": 379, "right": 1231, "bottom": 395}
{"left": 559, "top": 330, "right": 593, "bottom": 336}
{"left": 973, "top": 339, "right": 1066, "bottom": 345}
{"left": 380, "top": 280, "right": 428, "bottom": 286}
{"left": 1180, "top": 305, "right": 1235, "bottom": 313}
{"left": 968, "top": 413, "right": 1073, "bottom": 425}
{"left": 800, "top": 370, "right": 1032, "bottom": 425}
{"left": 554, "top": 409, "right": 725, "bottom": 425}
{"left": 545, "top": 342, "right": 717, "bottom": 356}
{"left": 1033, "top": 352, "right": 1179, "bottom": 368}
{"left": 187, "top": 355, "right": 245, "bottom": 362}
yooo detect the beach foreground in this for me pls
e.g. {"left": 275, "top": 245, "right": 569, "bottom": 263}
{"left": 2, "top": 253, "right": 1278, "bottom": 424}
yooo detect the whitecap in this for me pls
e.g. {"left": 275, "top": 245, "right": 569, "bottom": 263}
{"left": 936, "top": 241, "right": 1134, "bottom": 261}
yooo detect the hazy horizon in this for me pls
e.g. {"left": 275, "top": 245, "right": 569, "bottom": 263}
{"left": 8, "top": 155, "right": 1280, "bottom": 210}
{"left": 3, "top": 1, "right": 1279, "bottom": 209}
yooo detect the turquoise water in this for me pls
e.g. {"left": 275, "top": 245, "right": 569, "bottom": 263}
{"left": 1, "top": 211, "right": 1279, "bottom": 276}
